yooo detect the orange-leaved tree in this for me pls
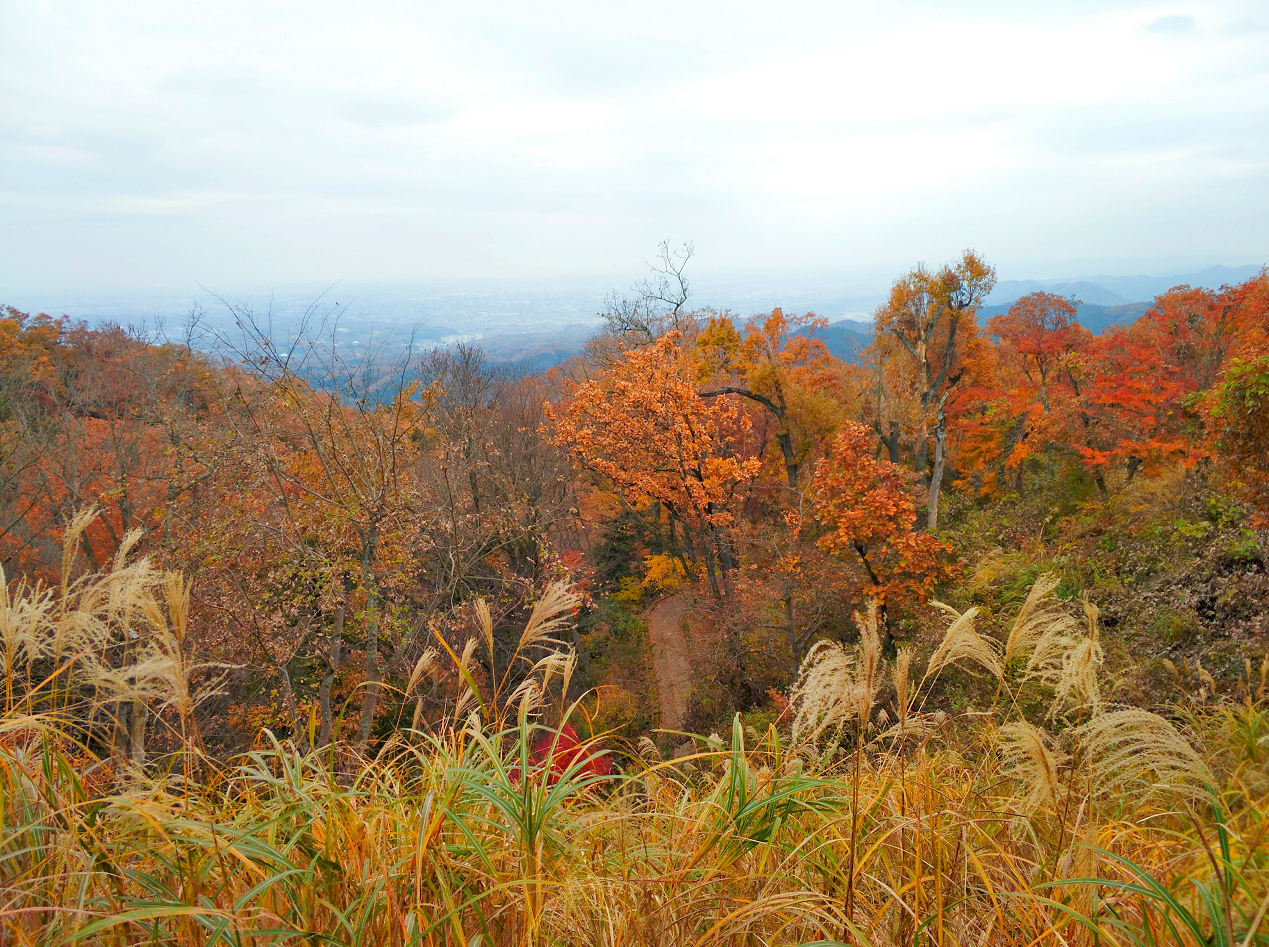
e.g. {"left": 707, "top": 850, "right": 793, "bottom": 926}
{"left": 872, "top": 251, "right": 996, "bottom": 530}
{"left": 811, "top": 421, "right": 955, "bottom": 616}
{"left": 696, "top": 308, "right": 850, "bottom": 490}
{"left": 549, "top": 331, "right": 761, "bottom": 598}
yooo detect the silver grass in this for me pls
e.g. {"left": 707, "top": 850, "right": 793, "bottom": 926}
{"left": 1004, "top": 573, "right": 1077, "bottom": 663}
{"left": 1000, "top": 721, "right": 1067, "bottom": 812}
{"left": 406, "top": 648, "right": 439, "bottom": 696}
{"left": 518, "top": 581, "right": 583, "bottom": 653}
{"left": 637, "top": 735, "right": 662, "bottom": 762}
{"left": 476, "top": 598, "right": 494, "bottom": 661}
{"left": 791, "top": 604, "right": 886, "bottom": 748}
{"left": 893, "top": 648, "right": 913, "bottom": 726}
{"left": 1025, "top": 594, "right": 1103, "bottom": 718}
{"left": 507, "top": 675, "right": 541, "bottom": 717}
{"left": 852, "top": 601, "right": 883, "bottom": 723}
{"left": 59, "top": 506, "right": 99, "bottom": 603}
{"left": 1073, "top": 709, "right": 1211, "bottom": 800}
{"left": 925, "top": 604, "right": 1002, "bottom": 681}
{"left": 871, "top": 711, "right": 945, "bottom": 748}
{"left": 791, "top": 638, "right": 856, "bottom": 747}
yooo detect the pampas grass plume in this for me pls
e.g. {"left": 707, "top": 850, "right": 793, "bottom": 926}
{"left": 926, "top": 603, "right": 1002, "bottom": 681}
{"left": 1005, "top": 573, "right": 1077, "bottom": 663}
{"left": 1074, "top": 709, "right": 1211, "bottom": 800}
{"left": 1000, "top": 721, "right": 1067, "bottom": 812}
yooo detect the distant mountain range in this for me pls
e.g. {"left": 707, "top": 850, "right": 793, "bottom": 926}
{"left": 798, "top": 320, "right": 872, "bottom": 362}
{"left": 986, "top": 264, "right": 1262, "bottom": 308}
{"left": 468, "top": 318, "right": 877, "bottom": 371}
{"left": 976, "top": 301, "right": 1150, "bottom": 335}
{"left": 467, "top": 291, "right": 1184, "bottom": 372}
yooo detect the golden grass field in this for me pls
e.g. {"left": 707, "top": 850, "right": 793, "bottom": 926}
{"left": 3, "top": 524, "right": 1268, "bottom": 945}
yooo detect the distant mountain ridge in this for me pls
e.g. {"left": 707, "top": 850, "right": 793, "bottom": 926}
{"left": 472, "top": 323, "right": 595, "bottom": 375}
{"left": 987, "top": 264, "right": 1262, "bottom": 308}
{"left": 976, "top": 301, "right": 1150, "bottom": 335}
{"left": 470, "top": 297, "right": 1159, "bottom": 374}
{"left": 469, "top": 317, "right": 877, "bottom": 373}
{"left": 990, "top": 280, "right": 1131, "bottom": 305}
{"left": 798, "top": 319, "right": 871, "bottom": 363}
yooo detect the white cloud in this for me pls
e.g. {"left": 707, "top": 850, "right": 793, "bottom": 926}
{"left": 1147, "top": 14, "right": 1197, "bottom": 31}
{"left": 0, "top": 0, "right": 1265, "bottom": 293}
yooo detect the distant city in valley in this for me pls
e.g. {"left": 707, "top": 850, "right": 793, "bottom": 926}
{"left": 6, "top": 262, "right": 1263, "bottom": 374}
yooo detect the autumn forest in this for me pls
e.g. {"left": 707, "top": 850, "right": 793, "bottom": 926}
{"left": 4, "top": 250, "right": 1269, "bottom": 945}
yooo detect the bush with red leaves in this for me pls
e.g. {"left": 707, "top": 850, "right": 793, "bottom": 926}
{"left": 530, "top": 723, "right": 613, "bottom": 780}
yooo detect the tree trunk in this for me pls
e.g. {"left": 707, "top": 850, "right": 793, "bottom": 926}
{"left": 702, "top": 547, "right": 721, "bottom": 600}
{"left": 357, "top": 616, "right": 380, "bottom": 746}
{"left": 718, "top": 535, "right": 735, "bottom": 576}
{"left": 926, "top": 410, "right": 948, "bottom": 532}
{"left": 129, "top": 699, "right": 147, "bottom": 767}
{"left": 914, "top": 431, "right": 929, "bottom": 482}
{"left": 776, "top": 429, "right": 798, "bottom": 489}
{"left": 784, "top": 594, "right": 800, "bottom": 673}
{"left": 279, "top": 663, "right": 309, "bottom": 753}
{"left": 717, "top": 540, "right": 733, "bottom": 598}
{"left": 318, "top": 596, "right": 345, "bottom": 747}
{"left": 883, "top": 421, "right": 901, "bottom": 465}
{"left": 355, "top": 612, "right": 382, "bottom": 747}
{"left": 355, "top": 528, "right": 381, "bottom": 747}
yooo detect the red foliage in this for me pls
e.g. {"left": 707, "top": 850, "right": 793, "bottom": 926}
{"left": 530, "top": 723, "right": 614, "bottom": 779}
{"left": 1063, "top": 280, "right": 1259, "bottom": 477}
{"left": 988, "top": 292, "right": 1086, "bottom": 393}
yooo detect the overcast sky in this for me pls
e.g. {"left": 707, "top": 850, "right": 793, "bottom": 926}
{"left": 2, "top": 1, "right": 1267, "bottom": 296}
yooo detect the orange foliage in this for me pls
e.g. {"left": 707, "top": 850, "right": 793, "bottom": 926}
{"left": 811, "top": 422, "right": 955, "bottom": 607}
{"left": 953, "top": 292, "right": 1093, "bottom": 492}
{"left": 696, "top": 308, "right": 850, "bottom": 490}
{"left": 550, "top": 331, "right": 761, "bottom": 595}
{"left": 871, "top": 251, "right": 996, "bottom": 529}
{"left": 0, "top": 313, "right": 218, "bottom": 576}
{"left": 949, "top": 273, "right": 1269, "bottom": 494}
{"left": 550, "top": 331, "right": 760, "bottom": 536}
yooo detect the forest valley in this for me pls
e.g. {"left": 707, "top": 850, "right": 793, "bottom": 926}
{"left": 3, "top": 249, "right": 1269, "bottom": 945}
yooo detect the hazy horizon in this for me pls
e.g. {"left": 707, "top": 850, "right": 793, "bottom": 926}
{"left": 5, "top": 261, "right": 1263, "bottom": 342}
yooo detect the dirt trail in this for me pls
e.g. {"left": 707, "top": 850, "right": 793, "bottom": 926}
{"left": 643, "top": 594, "right": 692, "bottom": 731}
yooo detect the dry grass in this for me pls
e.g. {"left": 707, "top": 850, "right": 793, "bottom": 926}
{"left": 2, "top": 553, "right": 1268, "bottom": 946}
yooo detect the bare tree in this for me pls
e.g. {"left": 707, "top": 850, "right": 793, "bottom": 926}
{"left": 588, "top": 241, "right": 695, "bottom": 362}
{"left": 213, "top": 292, "right": 430, "bottom": 747}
